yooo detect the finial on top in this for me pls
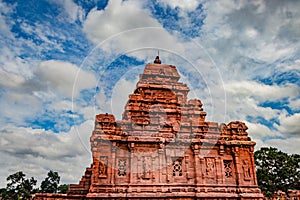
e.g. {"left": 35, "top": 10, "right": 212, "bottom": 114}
{"left": 154, "top": 55, "right": 161, "bottom": 64}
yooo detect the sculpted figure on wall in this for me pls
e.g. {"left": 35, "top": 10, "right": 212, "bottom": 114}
{"left": 142, "top": 156, "right": 152, "bottom": 179}
{"left": 99, "top": 156, "right": 108, "bottom": 178}
{"left": 206, "top": 158, "right": 215, "bottom": 177}
{"left": 242, "top": 160, "right": 251, "bottom": 180}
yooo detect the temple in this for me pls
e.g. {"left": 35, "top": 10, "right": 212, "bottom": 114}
{"left": 35, "top": 57, "right": 263, "bottom": 199}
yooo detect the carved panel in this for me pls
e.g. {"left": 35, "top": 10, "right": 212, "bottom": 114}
{"left": 242, "top": 160, "right": 251, "bottom": 181}
{"left": 172, "top": 158, "right": 183, "bottom": 176}
{"left": 117, "top": 158, "right": 127, "bottom": 177}
{"left": 142, "top": 156, "right": 152, "bottom": 179}
{"left": 223, "top": 160, "right": 233, "bottom": 178}
{"left": 205, "top": 158, "right": 215, "bottom": 178}
{"left": 99, "top": 156, "right": 108, "bottom": 178}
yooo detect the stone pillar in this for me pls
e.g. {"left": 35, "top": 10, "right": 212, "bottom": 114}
{"left": 137, "top": 155, "right": 142, "bottom": 183}
{"left": 129, "top": 142, "right": 135, "bottom": 184}
{"left": 233, "top": 146, "right": 241, "bottom": 186}
{"left": 193, "top": 144, "right": 202, "bottom": 184}
{"left": 199, "top": 157, "right": 205, "bottom": 184}
{"left": 249, "top": 146, "right": 258, "bottom": 185}
{"left": 158, "top": 148, "right": 164, "bottom": 183}
{"left": 152, "top": 155, "right": 156, "bottom": 183}
{"left": 166, "top": 155, "right": 172, "bottom": 183}
{"left": 111, "top": 145, "right": 117, "bottom": 185}
{"left": 216, "top": 157, "right": 223, "bottom": 184}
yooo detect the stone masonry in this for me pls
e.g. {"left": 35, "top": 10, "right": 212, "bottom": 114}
{"left": 35, "top": 57, "right": 264, "bottom": 200}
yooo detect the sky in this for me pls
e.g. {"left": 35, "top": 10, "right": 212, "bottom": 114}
{"left": 0, "top": 0, "right": 299, "bottom": 187}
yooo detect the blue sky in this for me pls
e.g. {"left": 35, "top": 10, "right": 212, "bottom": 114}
{"left": 0, "top": 0, "right": 299, "bottom": 186}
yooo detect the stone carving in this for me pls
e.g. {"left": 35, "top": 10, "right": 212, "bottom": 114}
{"left": 99, "top": 156, "right": 108, "bottom": 178}
{"left": 220, "top": 123, "right": 228, "bottom": 135}
{"left": 205, "top": 158, "right": 215, "bottom": 177}
{"left": 223, "top": 160, "right": 233, "bottom": 178}
{"left": 142, "top": 156, "right": 151, "bottom": 179}
{"left": 242, "top": 160, "right": 251, "bottom": 180}
{"left": 172, "top": 158, "right": 183, "bottom": 177}
{"left": 117, "top": 159, "right": 126, "bottom": 177}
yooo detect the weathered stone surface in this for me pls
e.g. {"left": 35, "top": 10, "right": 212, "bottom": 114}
{"left": 35, "top": 58, "right": 264, "bottom": 200}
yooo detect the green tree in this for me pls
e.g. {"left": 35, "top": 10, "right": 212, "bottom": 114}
{"left": 40, "top": 170, "right": 60, "bottom": 193}
{"left": 1, "top": 171, "right": 37, "bottom": 200}
{"left": 57, "top": 184, "right": 69, "bottom": 194}
{"left": 255, "top": 147, "right": 300, "bottom": 198}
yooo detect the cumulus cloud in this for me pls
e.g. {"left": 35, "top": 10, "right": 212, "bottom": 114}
{"left": 0, "top": 0, "right": 15, "bottom": 38}
{"left": 82, "top": 0, "right": 185, "bottom": 60}
{"left": 83, "top": 0, "right": 160, "bottom": 44}
{"left": 246, "top": 121, "right": 282, "bottom": 140}
{"left": 289, "top": 98, "right": 300, "bottom": 111}
{"left": 263, "top": 136, "right": 300, "bottom": 155}
{"left": 274, "top": 112, "right": 300, "bottom": 135}
{"left": 0, "top": 67, "right": 26, "bottom": 88}
{"left": 61, "top": 0, "right": 85, "bottom": 23}
{"left": 219, "top": 80, "right": 299, "bottom": 122}
{"left": 225, "top": 81, "right": 299, "bottom": 102}
{"left": 0, "top": 120, "right": 93, "bottom": 188}
{"left": 199, "top": 0, "right": 300, "bottom": 80}
{"left": 49, "top": 0, "right": 85, "bottom": 23}
{"left": 36, "top": 60, "right": 97, "bottom": 98}
{"left": 158, "top": 0, "right": 200, "bottom": 11}
{"left": 111, "top": 74, "right": 140, "bottom": 119}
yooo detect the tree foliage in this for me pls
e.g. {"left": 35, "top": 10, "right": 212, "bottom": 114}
{"left": 255, "top": 147, "right": 300, "bottom": 197}
{"left": 0, "top": 170, "right": 69, "bottom": 199}
{"left": 1, "top": 171, "right": 37, "bottom": 200}
{"left": 40, "top": 170, "right": 60, "bottom": 193}
{"left": 58, "top": 184, "right": 69, "bottom": 194}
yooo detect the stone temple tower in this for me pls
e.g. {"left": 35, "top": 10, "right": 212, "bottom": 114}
{"left": 35, "top": 57, "right": 263, "bottom": 199}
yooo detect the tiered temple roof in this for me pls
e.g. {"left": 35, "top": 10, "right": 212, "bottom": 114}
{"left": 35, "top": 57, "right": 263, "bottom": 200}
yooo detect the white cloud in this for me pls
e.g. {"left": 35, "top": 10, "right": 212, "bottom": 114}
{"left": 246, "top": 121, "right": 300, "bottom": 155}
{"left": 263, "top": 136, "right": 300, "bottom": 155}
{"left": 216, "top": 80, "right": 299, "bottom": 123}
{"left": 62, "top": 0, "right": 84, "bottom": 22}
{"left": 246, "top": 121, "right": 282, "bottom": 139}
{"left": 274, "top": 112, "right": 300, "bottom": 135}
{"left": 289, "top": 98, "right": 300, "bottom": 111}
{"left": 0, "top": 92, "right": 42, "bottom": 126}
{"left": 158, "top": 0, "right": 200, "bottom": 11}
{"left": 225, "top": 81, "right": 299, "bottom": 102}
{"left": 284, "top": 59, "right": 300, "bottom": 71}
{"left": 95, "top": 88, "right": 110, "bottom": 113}
{"left": 54, "top": 0, "right": 85, "bottom": 23}
{"left": 36, "top": 60, "right": 97, "bottom": 98}
{"left": 199, "top": 0, "right": 300, "bottom": 81}
{"left": 0, "top": 0, "right": 15, "bottom": 38}
{"left": 0, "top": 67, "right": 25, "bottom": 88}
{"left": 0, "top": 120, "right": 93, "bottom": 188}
{"left": 111, "top": 75, "right": 139, "bottom": 119}
{"left": 83, "top": 0, "right": 160, "bottom": 44}
{"left": 82, "top": 0, "right": 185, "bottom": 60}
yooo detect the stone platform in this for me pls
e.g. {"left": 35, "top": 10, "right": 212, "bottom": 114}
{"left": 35, "top": 57, "right": 263, "bottom": 200}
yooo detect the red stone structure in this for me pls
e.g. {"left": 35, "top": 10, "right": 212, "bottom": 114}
{"left": 35, "top": 57, "right": 263, "bottom": 199}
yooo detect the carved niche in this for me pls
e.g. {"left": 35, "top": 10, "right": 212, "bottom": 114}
{"left": 142, "top": 156, "right": 152, "bottom": 179}
{"left": 172, "top": 157, "right": 183, "bottom": 177}
{"left": 205, "top": 158, "right": 216, "bottom": 178}
{"left": 242, "top": 160, "right": 251, "bottom": 181}
{"left": 223, "top": 160, "right": 233, "bottom": 178}
{"left": 117, "top": 158, "right": 127, "bottom": 177}
{"left": 99, "top": 156, "right": 108, "bottom": 178}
